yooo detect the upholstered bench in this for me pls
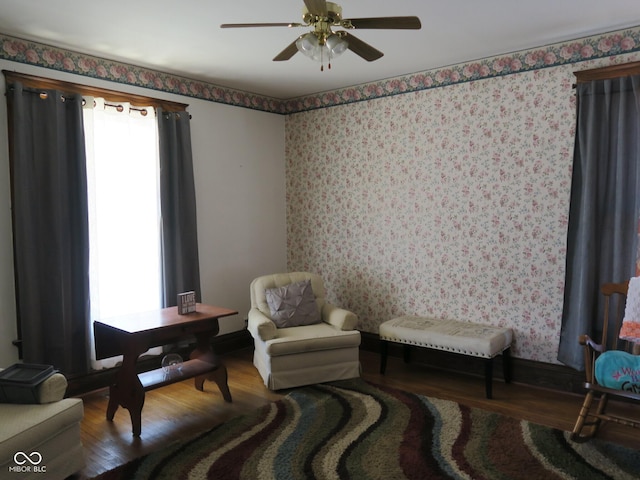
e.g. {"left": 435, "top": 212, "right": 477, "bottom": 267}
{"left": 379, "top": 316, "right": 513, "bottom": 399}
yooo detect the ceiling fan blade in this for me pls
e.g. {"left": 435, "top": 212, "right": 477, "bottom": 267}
{"left": 303, "top": 0, "right": 327, "bottom": 16}
{"left": 273, "top": 40, "right": 299, "bottom": 61}
{"left": 344, "top": 33, "right": 383, "bottom": 62}
{"left": 347, "top": 16, "right": 422, "bottom": 29}
{"left": 221, "top": 22, "right": 303, "bottom": 28}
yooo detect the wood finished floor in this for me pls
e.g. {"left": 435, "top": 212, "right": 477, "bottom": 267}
{"left": 75, "top": 348, "right": 640, "bottom": 479}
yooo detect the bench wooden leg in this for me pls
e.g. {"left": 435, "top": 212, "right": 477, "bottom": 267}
{"left": 379, "top": 341, "right": 411, "bottom": 374}
{"left": 484, "top": 349, "right": 511, "bottom": 399}
{"left": 403, "top": 344, "right": 412, "bottom": 364}
{"left": 380, "top": 340, "right": 388, "bottom": 374}
{"left": 502, "top": 347, "right": 512, "bottom": 384}
{"left": 485, "top": 358, "right": 494, "bottom": 399}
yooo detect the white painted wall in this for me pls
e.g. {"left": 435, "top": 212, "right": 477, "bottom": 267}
{"left": 0, "top": 60, "right": 287, "bottom": 366}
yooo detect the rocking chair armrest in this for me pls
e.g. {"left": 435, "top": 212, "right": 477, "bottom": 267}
{"left": 579, "top": 334, "right": 605, "bottom": 383}
{"left": 579, "top": 334, "right": 605, "bottom": 353}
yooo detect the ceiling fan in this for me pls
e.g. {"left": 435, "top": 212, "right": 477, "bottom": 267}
{"left": 221, "top": 0, "right": 421, "bottom": 70}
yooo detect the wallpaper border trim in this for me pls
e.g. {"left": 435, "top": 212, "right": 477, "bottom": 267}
{"left": 2, "top": 26, "right": 639, "bottom": 114}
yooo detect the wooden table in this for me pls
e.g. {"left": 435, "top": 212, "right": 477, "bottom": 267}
{"left": 93, "top": 303, "right": 238, "bottom": 436}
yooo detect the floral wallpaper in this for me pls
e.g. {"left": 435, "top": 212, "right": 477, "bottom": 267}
{"left": 285, "top": 52, "right": 640, "bottom": 365}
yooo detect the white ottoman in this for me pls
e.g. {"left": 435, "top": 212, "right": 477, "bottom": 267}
{"left": 379, "top": 316, "right": 513, "bottom": 398}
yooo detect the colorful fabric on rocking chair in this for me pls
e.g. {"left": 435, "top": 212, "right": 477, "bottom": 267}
{"left": 595, "top": 350, "right": 640, "bottom": 393}
{"left": 620, "top": 276, "right": 640, "bottom": 342}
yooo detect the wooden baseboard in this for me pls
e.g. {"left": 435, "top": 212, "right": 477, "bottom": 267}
{"left": 359, "top": 331, "right": 585, "bottom": 394}
{"left": 68, "top": 329, "right": 585, "bottom": 396}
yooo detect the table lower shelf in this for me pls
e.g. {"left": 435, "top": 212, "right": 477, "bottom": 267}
{"left": 138, "top": 358, "right": 218, "bottom": 391}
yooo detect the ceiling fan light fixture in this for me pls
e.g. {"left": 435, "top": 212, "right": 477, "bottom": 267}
{"left": 295, "top": 32, "right": 320, "bottom": 58}
{"left": 326, "top": 33, "right": 348, "bottom": 56}
{"left": 295, "top": 32, "right": 348, "bottom": 66}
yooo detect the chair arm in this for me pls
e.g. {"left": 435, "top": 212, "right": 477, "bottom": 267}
{"left": 248, "top": 308, "right": 277, "bottom": 341}
{"left": 579, "top": 334, "right": 605, "bottom": 384}
{"left": 0, "top": 369, "right": 67, "bottom": 404}
{"left": 37, "top": 373, "right": 68, "bottom": 403}
{"left": 579, "top": 334, "right": 605, "bottom": 353}
{"left": 322, "top": 303, "right": 358, "bottom": 330}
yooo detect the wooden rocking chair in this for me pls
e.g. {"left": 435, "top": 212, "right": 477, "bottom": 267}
{"left": 570, "top": 280, "right": 640, "bottom": 442}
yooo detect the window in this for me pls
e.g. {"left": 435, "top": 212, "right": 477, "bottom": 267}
{"left": 5, "top": 70, "right": 200, "bottom": 375}
{"left": 84, "top": 98, "right": 163, "bottom": 369}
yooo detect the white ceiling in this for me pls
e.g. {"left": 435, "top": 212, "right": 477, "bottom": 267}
{"left": 1, "top": 0, "right": 640, "bottom": 99}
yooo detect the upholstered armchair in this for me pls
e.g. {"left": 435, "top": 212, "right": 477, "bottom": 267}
{"left": 248, "top": 272, "right": 361, "bottom": 390}
{"left": 0, "top": 371, "right": 84, "bottom": 478}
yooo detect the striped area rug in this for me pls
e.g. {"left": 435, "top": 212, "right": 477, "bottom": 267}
{"left": 94, "top": 379, "right": 639, "bottom": 480}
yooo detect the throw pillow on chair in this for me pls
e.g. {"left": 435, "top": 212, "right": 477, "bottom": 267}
{"left": 595, "top": 350, "right": 640, "bottom": 393}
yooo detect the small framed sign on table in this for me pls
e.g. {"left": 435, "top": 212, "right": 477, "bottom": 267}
{"left": 178, "top": 291, "right": 196, "bottom": 314}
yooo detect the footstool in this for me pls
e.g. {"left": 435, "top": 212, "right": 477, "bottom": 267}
{"left": 379, "top": 316, "right": 513, "bottom": 399}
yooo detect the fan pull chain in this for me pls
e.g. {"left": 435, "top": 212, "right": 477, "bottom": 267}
{"left": 319, "top": 49, "right": 332, "bottom": 72}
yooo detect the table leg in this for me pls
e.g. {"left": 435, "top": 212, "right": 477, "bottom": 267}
{"left": 191, "top": 332, "right": 233, "bottom": 403}
{"left": 119, "top": 377, "right": 145, "bottom": 436}
{"left": 106, "top": 349, "right": 146, "bottom": 436}
{"left": 195, "top": 365, "right": 232, "bottom": 402}
{"left": 106, "top": 385, "right": 119, "bottom": 421}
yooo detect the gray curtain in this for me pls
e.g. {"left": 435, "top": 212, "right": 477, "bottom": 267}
{"left": 558, "top": 76, "right": 640, "bottom": 369}
{"left": 157, "top": 109, "right": 201, "bottom": 305}
{"left": 7, "top": 82, "right": 90, "bottom": 376}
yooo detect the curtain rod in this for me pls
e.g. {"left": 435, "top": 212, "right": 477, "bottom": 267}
{"left": 3, "top": 70, "right": 189, "bottom": 113}
{"left": 7, "top": 86, "right": 153, "bottom": 116}
{"left": 8, "top": 86, "right": 191, "bottom": 118}
{"left": 84, "top": 97, "right": 152, "bottom": 116}
{"left": 573, "top": 61, "right": 640, "bottom": 85}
